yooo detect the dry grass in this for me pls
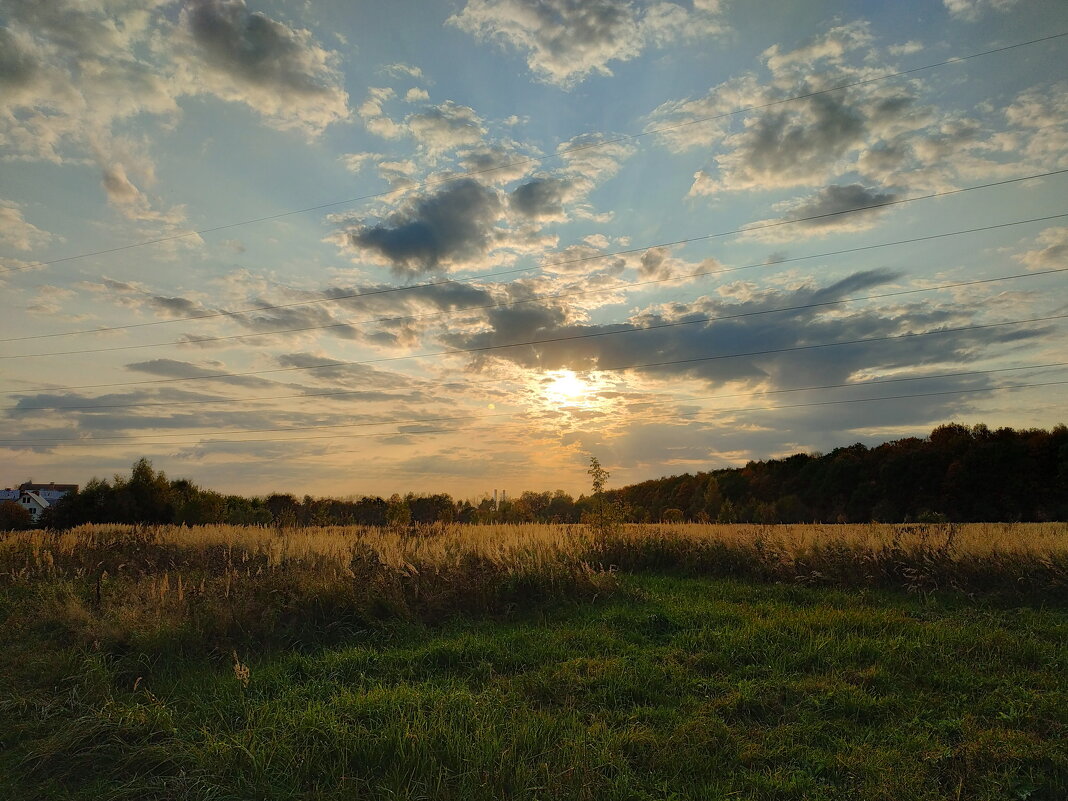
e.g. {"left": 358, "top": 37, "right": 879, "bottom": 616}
{"left": 2, "top": 523, "right": 1067, "bottom": 799}
{"left": 0, "top": 522, "right": 1065, "bottom": 659}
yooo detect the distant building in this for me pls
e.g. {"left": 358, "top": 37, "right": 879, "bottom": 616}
{"left": 0, "top": 482, "right": 78, "bottom": 523}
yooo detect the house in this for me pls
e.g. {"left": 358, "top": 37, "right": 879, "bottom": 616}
{"left": 0, "top": 482, "right": 78, "bottom": 523}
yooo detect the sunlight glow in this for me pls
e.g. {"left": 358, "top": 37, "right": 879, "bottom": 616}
{"left": 544, "top": 370, "right": 593, "bottom": 407}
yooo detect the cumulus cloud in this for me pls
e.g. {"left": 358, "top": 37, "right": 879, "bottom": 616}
{"left": 648, "top": 21, "right": 1067, "bottom": 206}
{"left": 0, "top": 201, "right": 53, "bottom": 251}
{"left": 448, "top": 0, "right": 727, "bottom": 87}
{"left": 172, "top": 0, "right": 350, "bottom": 135}
{"left": 457, "top": 141, "right": 538, "bottom": 184}
{"left": 406, "top": 101, "right": 487, "bottom": 154}
{"left": 646, "top": 21, "right": 927, "bottom": 194}
{"left": 744, "top": 183, "right": 902, "bottom": 241}
{"left": 685, "top": 89, "right": 880, "bottom": 194}
{"left": 0, "top": 1, "right": 348, "bottom": 159}
{"left": 380, "top": 62, "right": 425, "bottom": 80}
{"left": 509, "top": 176, "right": 573, "bottom": 220}
{"left": 0, "top": 0, "right": 351, "bottom": 233}
{"left": 943, "top": 0, "right": 1019, "bottom": 20}
{"left": 358, "top": 94, "right": 489, "bottom": 158}
{"left": 344, "top": 179, "right": 504, "bottom": 276}
{"left": 1015, "top": 226, "right": 1068, "bottom": 272}
{"left": 339, "top": 151, "right": 383, "bottom": 173}
{"left": 0, "top": 0, "right": 180, "bottom": 168}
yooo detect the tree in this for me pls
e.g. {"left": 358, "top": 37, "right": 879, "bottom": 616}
{"left": 0, "top": 500, "right": 32, "bottom": 530}
{"left": 585, "top": 456, "right": 623, "bottom": 535}
{"left": 386, "top": 494, "right": 411, "bottom": 528}
{"left": 662, "top": 508, "right": 684, "bottom": 523}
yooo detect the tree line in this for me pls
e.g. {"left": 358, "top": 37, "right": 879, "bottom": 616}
{"left": 1, "top": 423, "right": 1064, "bottom": 530}
{"left": 606, "top": 423, "right": 1068, "bottom": 523}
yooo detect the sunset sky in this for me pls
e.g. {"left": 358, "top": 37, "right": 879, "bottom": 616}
{"left": 1, "top": 0, "right": 1066, "bottom": 499}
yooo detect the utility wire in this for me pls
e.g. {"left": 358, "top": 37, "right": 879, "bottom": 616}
{"left": 10, "top": 311, "right": 1066, "bottom": 395}
{"left": 5, "top": 170, "right": 1067, "bottom": 344}
{"left": 6, "top": 214, "right": 1068, "bottom": 359}
{"left": 2, "top": 30, "right": 1064, "bottom": 278}
{"left": 10, "top": 361, "right": 1066, "bottom": 443}
{"left": 9, "top": 379, "right": 1065, "bottom": 447}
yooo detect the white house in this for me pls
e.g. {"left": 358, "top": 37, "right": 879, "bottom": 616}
{"left": 0, "top": 482, "right": 78, "bottom": 523}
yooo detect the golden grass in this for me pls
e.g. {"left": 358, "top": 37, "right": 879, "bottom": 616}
{"left": 3, "top": 520, "right": 1065, "bottom": 578}
{"left": 1, "top": 522, "right": 1064, "bottom": 658}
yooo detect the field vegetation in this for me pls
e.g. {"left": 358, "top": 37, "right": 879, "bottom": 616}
{"left": 1, "top": 521, "right": 1066, "bottom": 799}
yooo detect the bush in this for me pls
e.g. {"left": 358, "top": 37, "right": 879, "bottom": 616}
{"left": 0, "top": 500, "right": 33, "bottom": 530}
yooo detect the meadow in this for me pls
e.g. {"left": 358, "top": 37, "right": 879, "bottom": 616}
{"left": 1, "top": 522, "right": 1066, "bottom": 799}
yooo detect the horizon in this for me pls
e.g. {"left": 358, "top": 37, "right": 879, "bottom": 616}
{"left": 2, "top": 0, "right": 1067, "bottom": 497}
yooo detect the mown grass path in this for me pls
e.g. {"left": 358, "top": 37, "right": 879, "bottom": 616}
{"left": 3, "top": 575, "right": 1066, "bottom": 800}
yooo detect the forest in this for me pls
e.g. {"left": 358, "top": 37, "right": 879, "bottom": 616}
{"left": 4, "top": 423, "right": 1065, "bottom": 530}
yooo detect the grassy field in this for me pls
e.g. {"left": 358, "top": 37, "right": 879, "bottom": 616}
{"left": 1, "top": 523, "right": 1066, "bottom": 799}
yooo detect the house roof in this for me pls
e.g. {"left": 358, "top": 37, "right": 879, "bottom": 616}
{"left": 22, "top": 491, "right": 49, "bottom": 508}
{"left": 19, "top": 482, "right": 78, "bottom": 492}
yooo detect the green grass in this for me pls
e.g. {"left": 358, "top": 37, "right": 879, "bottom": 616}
{"left": 2, "top": 575, "right": 1065, "bottom": 801}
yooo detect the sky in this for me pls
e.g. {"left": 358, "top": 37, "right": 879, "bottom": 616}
{"left": 1, "top": 0, "right": 1066, "bottom": 499}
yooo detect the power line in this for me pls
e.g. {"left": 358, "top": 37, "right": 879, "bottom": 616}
{"left": 11, "top": 310, "right": 1066, "bottom": 395}
{"left": 8, "top": 378, "right": 1064, "bottom": 447}
{"left": 10, "top": 361, "right": 1065, "bottom": 443}
{"left": 2, "top": 30, "right": 1064, "bottom": 278}
{"left": 5, "top": 170, "right": 1067, "bottom": 344}
{"left": 6, "top": 214, "right": 1068, "bottom": 359}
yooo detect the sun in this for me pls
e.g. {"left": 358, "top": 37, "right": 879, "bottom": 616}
{"left": 544, "top": 370, "right": 591, "bottom": 406}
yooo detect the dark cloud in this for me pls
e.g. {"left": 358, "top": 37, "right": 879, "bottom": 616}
{"left": 176, "top": 0, "right": 349, "bottom": 133}
{"left": 347, "top": 179, "right": 502, "bottom": 276}
{"left": 439, "top": 271, "right": 1055, "bottom": 390}
{"left": 124, "top": 358, "right": 279, "bottom": 390}
{"left": 783, "top": 184, "right": 901, "bottom": 227}
{"left": 150, "top": 295, "right": 209, "bottom": 318}
{"left": 220, "top": 301, "right": 360, "bottom": 340}
{"left": 509, "top": 176, "right": 572, "bottom": 219}
{"left": 731, "top": 93, "right": 866, "bottom": 185}
{"left": 185, "top": 0, "right": 333, "bottom": 96}
{"left": 0, "top": 26, "right": 37, "bottom": 88}
{"left": 273, "top": 353, "right": 422, "bottom": 391}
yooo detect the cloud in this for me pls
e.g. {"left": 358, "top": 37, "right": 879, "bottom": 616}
{"left": 646, "top": 21, "right": 1068, "bottom": 206}
{"left": 407, "top": 101, "right": 487, "bottom": 154}
{"left": 0, "top": 0, "right": 349, "bottom": 230}
{"left": 943, "top": 0, "right": 1019, "bottom": 20}
{"left": 344, "top": 179, "right": 504, "bottom": 276}
{"left": 456, "top": 141, "right": 537, "bottom": 184}
{"left": 744, "top": 183, "right": 902, "bottom": 241}
{"left": 645, "top": 22, "right": 956, "bottom": 196}
{"left": 689, "top": 91, "right": 871, "bottom": 194}
{"left": 448, "top": 0, "right": 726, "bottom": 88}
{"left": 172, "top": 0, "right": 349, "bottom": 135}
{"left": 509, "top": 176, "right": 573, "bottom": 220}
{"left": 0, "top": 201, "right": 53, "bottom": 251}
{"left": 761, "top": 20, "right": 873, "bottom": 74}
{"left": 888, "top": 41, "right": 923, "bottom": 56}
{"left": 380, "top": 63, "right": 425, "bottom": 80}
{"left": 405, "top": 87, "right": 430, "bottom": 102}
{"left": 0, "top": 25, "right": 39, "bottom": 92}
{"left": 1015, "top": 226, "right": 1068, "bottom": 272}
{"left": 0, "top": 1, "right": 180, "bottom": 168}
{"left": 437, "top": 270, "right": 1053, "bottom": 392}
{"left": 339, "top": 151, "right": 383, "bottom": 173}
